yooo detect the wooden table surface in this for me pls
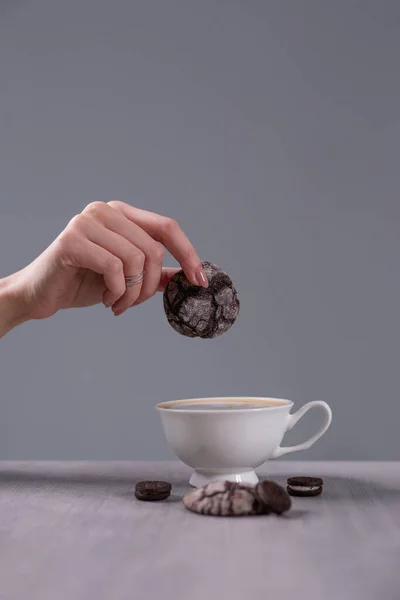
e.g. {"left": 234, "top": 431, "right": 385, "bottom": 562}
{"left": 0, "top": 461, "right": 399, "bottom": 600}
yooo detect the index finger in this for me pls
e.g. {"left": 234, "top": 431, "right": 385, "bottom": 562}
{"left": 107, "top": 201, "right": 208, "bottom": 287}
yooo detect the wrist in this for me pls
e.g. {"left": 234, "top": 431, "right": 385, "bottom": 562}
{"left": 0, "top": 273, "right": 30, "bottom": 338}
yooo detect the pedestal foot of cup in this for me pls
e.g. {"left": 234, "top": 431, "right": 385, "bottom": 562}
{"left": 189, "top": 469, "right": 259, "bottom": 488}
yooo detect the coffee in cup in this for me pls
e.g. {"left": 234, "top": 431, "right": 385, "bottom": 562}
{"left": 162, "top": 398, "right": 286, "bottom": 411}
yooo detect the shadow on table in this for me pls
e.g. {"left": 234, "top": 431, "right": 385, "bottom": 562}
{"left": 118, "top": 490, "right": 183, "bottom": 504}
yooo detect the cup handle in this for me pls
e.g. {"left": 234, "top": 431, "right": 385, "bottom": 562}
{"left": 271, "top": 401, "right": 332, "bottom": 459}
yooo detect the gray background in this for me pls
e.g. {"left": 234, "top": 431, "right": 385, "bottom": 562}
{"left": 1, "top": 0, "right": 399, "bottom": 460}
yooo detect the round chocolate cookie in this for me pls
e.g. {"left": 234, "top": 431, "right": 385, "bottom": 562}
{"left": 287, "top": 477, "right": 323, "bottom": 497}
{"left": 255, "top": 480, "right": 292, "bottom": 515}
{"left": 182, "top": 480, "right": 265, "bottom": 517}
{"left": 163, "top": 262, "right": 240, "bottom": 339}
{"left": 135, "top": 481, "right": 172, "bottom": 502}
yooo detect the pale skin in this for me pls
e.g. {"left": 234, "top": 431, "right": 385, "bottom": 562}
{"left": 0, "top": 201, "right": 208, "bottom": 339}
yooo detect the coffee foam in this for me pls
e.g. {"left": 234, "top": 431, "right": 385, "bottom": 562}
{"left": 158, "top": 398, "right": 288, "bottom": 410}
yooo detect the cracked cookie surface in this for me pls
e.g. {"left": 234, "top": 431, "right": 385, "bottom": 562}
{"left": 163, "top": 262, "right": 239, "bottom": 339}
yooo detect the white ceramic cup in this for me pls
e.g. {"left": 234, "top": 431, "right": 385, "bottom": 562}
{"left": 157, "top": 397, "right": 332, "bottom": 487}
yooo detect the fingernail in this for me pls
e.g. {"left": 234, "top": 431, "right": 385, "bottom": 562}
{"left": 114, "top": 308, "right": 127, "bottom": 316}
{"left": 105, "top": 302, "right": 113, "bottom": 308}
{"left": 195, "top": 265, "right": 208, "bottom": 288}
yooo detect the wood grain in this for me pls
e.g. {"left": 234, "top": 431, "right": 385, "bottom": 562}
{"left": 0, "top": 462, "right": 399, "bottom": 600}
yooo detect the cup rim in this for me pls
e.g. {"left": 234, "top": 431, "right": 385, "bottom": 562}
{"left": 156, "top": 396, "right": 293, "bottom": 413}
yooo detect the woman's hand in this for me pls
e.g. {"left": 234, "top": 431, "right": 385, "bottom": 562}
{"left": 1, "top": 201, "right": 208, "bottom": 333}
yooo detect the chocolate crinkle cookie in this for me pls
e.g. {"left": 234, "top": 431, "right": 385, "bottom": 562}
{"left": 163, "top": 262, "right": 240, "bottom": 339}
{"left": 183, "top": 480, "right": 291, "bottom": 517}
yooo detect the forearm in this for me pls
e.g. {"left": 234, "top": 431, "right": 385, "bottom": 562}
{"left": 0, "top": 275, "right": 29, "bottom": 338}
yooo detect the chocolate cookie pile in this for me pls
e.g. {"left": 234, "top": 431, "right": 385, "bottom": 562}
{"left": 182, "top": 480, "right": 291, "bottom": 517}
{"left": 135, "top": 476, "right": 324, "bottom": 514}
{"left": 163, "top": 262, "right": 239, "bottom": 339}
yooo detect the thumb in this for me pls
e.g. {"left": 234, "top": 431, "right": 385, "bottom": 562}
{"left": 157, "top": 267, "right": 180, "bottom": 292}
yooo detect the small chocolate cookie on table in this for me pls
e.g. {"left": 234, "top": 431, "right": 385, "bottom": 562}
{"left": 163, "top": 262, "right": 239, "bottom": 339}
{"left": 256, "top": 480, "right": 292, "bottom": 514}
{"left": 135, "top": 481, "right": 172, "bottom": 502}
{"left": 183, "top": 481, "right": 263, "bottom": 516}
{"left": 287, "top": 477, "right": 323, "bottom": 497}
